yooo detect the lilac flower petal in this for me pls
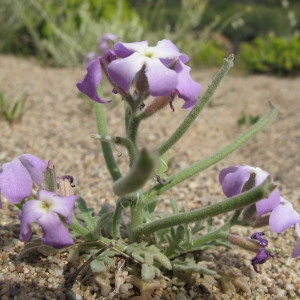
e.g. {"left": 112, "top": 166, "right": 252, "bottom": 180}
{"left": 0, "top": 158, "right": 33, "bottom": 204}
{"left": 108, "top": 52, "right": 146, "bottom": 92}
{"left": 76, "top": 58, "right": 109, "bottom": 103}
{"left": 254, "top": 167, "right": 270, "bottom": 186}
{"left": 114, "top": 41, "right": 148, "bottom": 58}
{"left": 38, "top": 213, "right": 74, "bottom": 248}
{"left": 38, "top": 190, "right": 77, "bottom": 225}
{"left": 19, "top": 190, "right": 76, "bottom": 248}
{"left": 219, "top": 165, "right": 252, "bottom": 197}
{"left": 18, "top": 154, "right": 47, "bottom": 186}
{"left": 256, "top": 188, "right": 281, "bottom": 216}
{"left": 269, "top": 199, "right": 300, "bottom": 233}
{"left": 145, "top": 59, "right": 178, "bottom": 96}
{"left": 175, "top": 61, "right": 201, "bottom": 109}
{"left": 219, "top": 166, "right": 238, "bottom": 185}
{"left": 251, "top": 248, "right": 272, "bottom": 273}
{"left": 155, "top": 39, "right": 189, "bottom": 63}
{"left": 19, "top": 200, "right": 45, "bottom": 241}
{"left": 250, "top": 232, "right": 268, "bottom": 247}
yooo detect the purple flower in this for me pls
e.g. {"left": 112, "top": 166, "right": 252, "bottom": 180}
{"left": 251, "top": 248, "right": 274, "bottom": 273}
{"left": 219, "top": 165, "right": 280, "bottom": 215}
{"left": 0, "top": 154, "right": 47, "bottom": 207}
{"left": 251, "top": 232, "right": 268, "bottom": 247}
{"left": 76, "top": 50, "right": 117, "bottom": 104}
{"left": 220, "top": 165, "right": 300, "bottom": 258}
{"left": 19, "top": 190, "right": 77, "bottom": 248}
{"left": 108, "top": 39, "right": 201, "bottom": 109}
{"left": 76, "top": 39, "right": 201, "bottom": 109}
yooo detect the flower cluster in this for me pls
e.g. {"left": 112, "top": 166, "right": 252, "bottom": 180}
{"left": 220, "top": 165, "right": 300, "bottom": 257}
{"left": 0, "top": 155, "right": 77, "bottom": 248}
{"left": 77, "top": 39, "right": 202, "bottom": 109}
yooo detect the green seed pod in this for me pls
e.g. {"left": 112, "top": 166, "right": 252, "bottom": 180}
{"left": 113, "top": 148, "right": 156, "bottom": 197}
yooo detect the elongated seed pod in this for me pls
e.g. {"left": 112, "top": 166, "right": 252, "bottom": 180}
{"left": 113, "top": 148, "right": 156, "bottom": 197}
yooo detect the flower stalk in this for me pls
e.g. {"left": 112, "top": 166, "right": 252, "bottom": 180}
{"left": 94, "top": 102, "right": 121, "bottom": 181}
{"left": 133, "top": 177, "right": 274, "bottom": 241}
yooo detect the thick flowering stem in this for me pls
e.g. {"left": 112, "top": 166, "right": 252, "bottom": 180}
{"left": 94, "top": 103, "right": 121, "bottom": 181}
{"left": 127, "top": 115, "right": 141, "bottom": 146}
{"left": 130, "top": 195, "right": 145, "bottom": 236}
{"left": 157, "top": 54, "right": 235, "bottom": 156}
{"left": 144, "top": 103, "right": 279, "bottom": 202}
{"left": 133, "top": 178, "right": 274, "bottom": 240}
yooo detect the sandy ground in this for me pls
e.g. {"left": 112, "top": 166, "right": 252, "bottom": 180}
{"left": 0, "top": 54, "right": 299, "bottom": 299}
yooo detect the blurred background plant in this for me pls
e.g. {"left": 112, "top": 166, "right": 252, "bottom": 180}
{"left": 0, "top": 90, "right": 35, "bottom": 124}
{"left": 0, "top": 0, "right": 299, "bottom": 74}
{"left": 0, "top": 0, "right": 143, "bottom": 67}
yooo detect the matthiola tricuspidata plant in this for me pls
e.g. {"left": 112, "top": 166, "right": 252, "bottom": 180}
{"left": 1, "top": 35, "right": 298, "bottom": 296}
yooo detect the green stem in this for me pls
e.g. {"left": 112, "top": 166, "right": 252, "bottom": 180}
{"left": 157, "top": 54, "right": 234, "bottom": 156}
{"left": 94, "top": 103, "right": 121, "bottom": 181}
{"left": 130, "top": 194, "right": 145, "bottom": 237}
{"left": 133, "top": 178, "right": 274, "bottom": 239}
{"left": 127, "top": 115, "right": 141, "bottom": 145}
{"left": 144, "top": 103, "right": 279, "bottom": 202}
{"left": 124, "top": 102, "right": 130, "bottom": 135}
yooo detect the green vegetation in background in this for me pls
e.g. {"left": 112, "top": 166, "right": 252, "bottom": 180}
{"left": 0, "top": 90, "right": 36, "bottom": 124}
{"left": 0, "top": 0, "right": 143, "bottom": 66}
{"left": 128, "top": 0, "right": 233, "bottom": 68}
{"left": 240, "top": 35, "right": 300, "bottom": 76}
{"left": 201, "top": 0, "right": 300, "bottom": 43}
{"left": 0, "top": 0, "right": 299, "bottom": 73}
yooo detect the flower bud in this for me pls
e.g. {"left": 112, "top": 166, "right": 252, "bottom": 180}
{"left": 44, "top": 160, "right": 57, "bottom": 192}
{"left": 228, "top": 234, "right": 262, "bottom": 253}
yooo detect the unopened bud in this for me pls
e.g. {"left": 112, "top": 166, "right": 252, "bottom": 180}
{"left": 44, "top": 160, "right": 57, "bottom": 192}
{"left": 228, "top": 234, "right": 262, "bottom": 253}
{"left": 135, "top": 65, "right": 149, "bottom": 96}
